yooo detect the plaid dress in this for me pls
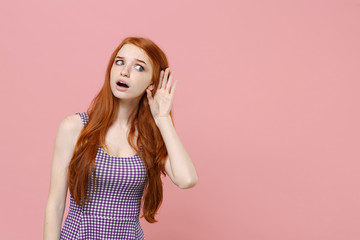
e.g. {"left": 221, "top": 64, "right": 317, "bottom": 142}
{"left": 60, "top": 112, "right": 148, "bottom": 239}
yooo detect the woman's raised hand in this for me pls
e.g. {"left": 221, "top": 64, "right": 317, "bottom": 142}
{"left": 146, "top": 67, "right": 177, "bottom": 124}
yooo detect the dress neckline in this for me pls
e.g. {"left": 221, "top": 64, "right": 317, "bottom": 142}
{"left": 99, "top": 146, "right": 138, "bottom": 159}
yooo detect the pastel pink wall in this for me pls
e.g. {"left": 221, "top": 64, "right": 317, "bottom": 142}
{"left": 0, "top": 0, "right": 359, "bottom": 239}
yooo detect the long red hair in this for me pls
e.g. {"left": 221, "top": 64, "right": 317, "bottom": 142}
{"left": 67, "top": 36, "right": 174, "bottom": 223}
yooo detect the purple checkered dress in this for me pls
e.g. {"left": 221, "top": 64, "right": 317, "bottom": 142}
{"left": 60, "top": 112, "right": 148, "bottom": 239}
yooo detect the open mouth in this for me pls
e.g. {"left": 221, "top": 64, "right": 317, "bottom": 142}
{"left": 117, "top": 81, "right": 129, "bottom": 88}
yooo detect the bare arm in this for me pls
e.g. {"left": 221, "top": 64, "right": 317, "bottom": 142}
{"left": 43, "top": 114, "right": 82, "bottom": 240}
{"left": 146, "top": 68, "right": 198, "bottom": 189}
{"left": 157, "top": 116, "right": 198, "bottom": 189}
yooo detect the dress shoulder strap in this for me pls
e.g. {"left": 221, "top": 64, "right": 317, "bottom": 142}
{"left": 75, "top": 112, "right": 89, "bottom": 127}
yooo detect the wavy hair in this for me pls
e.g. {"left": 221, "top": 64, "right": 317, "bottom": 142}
{"left": 67, "top": 36, "right": 174, "bottom": 223}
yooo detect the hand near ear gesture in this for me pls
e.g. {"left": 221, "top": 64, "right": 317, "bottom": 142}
{"left": 146, "top": 67, "right": 177, "bottom": 124}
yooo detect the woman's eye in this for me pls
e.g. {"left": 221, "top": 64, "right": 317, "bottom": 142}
{"left": 115, "top": 60, "right": 124, "bottom": 65}
{"left": 115, "top": 60, "right": 144, "bottom": 71}
{"left": 136, "top": 65, "right": 144, "bottom": 71}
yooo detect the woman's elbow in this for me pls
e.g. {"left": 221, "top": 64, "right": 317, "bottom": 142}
{"left": 178, "top": 176, "right": 198, "bottom": 189}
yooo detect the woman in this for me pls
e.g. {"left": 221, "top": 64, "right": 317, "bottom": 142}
{"left": 43, "top": 36, "right": 198, "bottom": 239}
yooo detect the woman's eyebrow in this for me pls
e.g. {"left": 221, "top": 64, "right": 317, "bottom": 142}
{"left": 115, "top": 56, "right": 147, "bottom": 65}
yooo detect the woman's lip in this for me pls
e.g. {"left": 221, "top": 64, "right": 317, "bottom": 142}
{"left": 116, "top": 79, "right": 130, "bottom": 87}
{"left": 115, "top": 84, "right": 129, "bottom": 92}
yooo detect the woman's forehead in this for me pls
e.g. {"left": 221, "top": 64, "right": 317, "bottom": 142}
{"left": 117, "top": 44, "right": 150, "bottom": 63}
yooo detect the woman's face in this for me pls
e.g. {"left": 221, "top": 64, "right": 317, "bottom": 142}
{"left": 110, "top": 43, "right": 153, "bottom": 100}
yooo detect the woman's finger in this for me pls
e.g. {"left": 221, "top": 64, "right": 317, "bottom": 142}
{"left": 170, "top": 78, "right": 177, "bottom": 97}
{"left": 166, "top": 71, "right": 173, "bottom": 92}
{"left": 161, "top": 68, "right": 170, "bottom": 89}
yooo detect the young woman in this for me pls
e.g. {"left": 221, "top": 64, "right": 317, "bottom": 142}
{"left": 43, "top": 36, "right": 198, "bottom": 239}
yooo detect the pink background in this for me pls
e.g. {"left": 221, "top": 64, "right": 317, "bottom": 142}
{"left": 1, "top": 0, "right": 359, "bottom": 239}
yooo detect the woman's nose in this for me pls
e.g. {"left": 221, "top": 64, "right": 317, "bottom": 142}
{"left": 120, "top": 65, "right": 130, "bottom": 77}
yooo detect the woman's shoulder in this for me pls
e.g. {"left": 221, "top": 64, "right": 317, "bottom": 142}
{"left": 57, "top": 113, "right": 84, "bottom": 140}
{"left": 52, "top": 113, "right": 84, "bottom": 157}
{"left": 62, "top": 113, "right": 83, "bottom": 129}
